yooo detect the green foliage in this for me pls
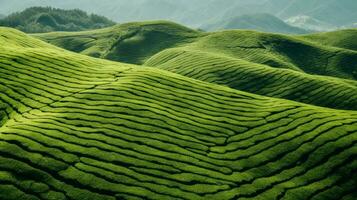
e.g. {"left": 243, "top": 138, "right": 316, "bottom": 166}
{"left": 0, "top": 24, "right": 356, "bottom": 200}
{"left": 0, "top": 7, "right": 115, "bottom": 33}
{"left": 35, "top": 21, "right": 357, "bottom": 111}
{"left": 35, "top": 21, "right": 202, "bottom": 64}
{"left": 301, "top": 29, "right": 357, "bottom": 51}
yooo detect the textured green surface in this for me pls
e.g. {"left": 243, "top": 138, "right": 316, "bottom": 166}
{"left": 36, "top": 21, "right": 357, "bottom": 110}
{"left": 1, "top": 25, "right": 357, "bottom": 200}
{"left": 35, "top": 21, "right": 357, "bottom": 80}
{"left": 300, "top": 29, "right": 357, "bottom": 51}
{"left": 34, "top": 21, "right": 202, "bottom": 64}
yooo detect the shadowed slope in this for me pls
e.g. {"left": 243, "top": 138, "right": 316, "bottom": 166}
{"left": 34, "top": 21, "right": 202, "bottom": 64}
{"left": 1, "top": 27, "right": 357, "bottom": 200}
{"left": 301, "top": 29, "right": 357, "bottom": 51}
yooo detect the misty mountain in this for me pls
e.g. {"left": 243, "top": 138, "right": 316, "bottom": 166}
{"left": 285, "top": 15, "right": 337, "bottom": 32}
{"left": 267, "top": 0, "right": 357, "bottom": 26}
{"left": 202, "top": 13, "right": 309, "bottom": 34}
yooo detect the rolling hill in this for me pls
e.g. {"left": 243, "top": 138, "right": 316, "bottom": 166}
{"left": 34, "top": 21, "right": 203, "bottom": 64}
{"left": 202, "top": 13, "right": 309, "bottom": 34}
{"left": 1, "top": 26, "right": 357, "bottom": 200}
{"left": 300, "top": 29, "right": 357, "bottom": 51}
{"left": 0, "top": 7, "right": 115, "bottom": 33}
{"left": 34, "top": 21, "right": 357, "bottom": 111}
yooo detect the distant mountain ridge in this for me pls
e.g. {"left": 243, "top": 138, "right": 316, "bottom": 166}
{"left": 285, "top": 15, "right": 337, "bottom": 32}
{"left": 0, "top": 6, "right": 115, "bottom": 33}
{"left": 270, "top": 0, "right": 357, "bottom": 26}
{"left": 202, "top": 13, "right": 309, "bottom": 34}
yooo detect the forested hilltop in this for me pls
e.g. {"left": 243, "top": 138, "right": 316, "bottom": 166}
{"left": 0, "top": 7, "right": 115, "bottom": 33}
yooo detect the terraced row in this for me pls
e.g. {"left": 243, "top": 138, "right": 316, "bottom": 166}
{"left": 35, "top": 22, "right": 357, "bottom": 81}
{"left": 146, "top": 48, "right": 357, "bottom": 110}
{"left": 181, "top": 30, "right": 357, "bottom": 80}
{"left": 34, "top": 22, "right": 357, "bottom": 111}
{"left": 34, "top": 21, "right": 202, "bottom": 65}
{"left": 0, "top": 28, "right": 132, "bottom": 125}
{"left": 301, "top": 29, "right": 357, "bottom": 52}
{"left": 0, "top": 28, "right": 357, "bottom": 200}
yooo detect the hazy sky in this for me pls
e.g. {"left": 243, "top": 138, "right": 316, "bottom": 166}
{"left": 0, "top": 0, "right": 356, "bottom": 28}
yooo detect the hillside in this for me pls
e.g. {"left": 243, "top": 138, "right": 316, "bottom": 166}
{"left": 36, "top": 21, "right": 357, "bottom": 80}
{"left": 300, "top": 29, "right": 357, "bottom": 51}
{"left": 35, "top": 21, "right": 203, "bottom": 64}
{"left": 35, "top": 21, "right": 357, "bottom": 111}
{"left": 0, "top": 7, "right": 115, "bottom": 33}
{"left": 1, "top": 26, "right": 357, "bottom": 200}
{"left": 202, "top": 13, "right": 309, "bottom": 34}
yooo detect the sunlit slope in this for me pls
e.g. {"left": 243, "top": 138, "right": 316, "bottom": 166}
{"left": 146, "top": 48, "right": 357, "bottom": 111}
{"left": 2, "top": 27, "right": 357, "bottom": 200}
{"left": 0, "top": 27, "right": 130, "bottom": 126}
{"left": 172, "top": 30, "right": 357, "bottom": 80}
{"left": 145, "top": 30, "right": 357, "bottom": 110}
{"left": 0, "top": 27, "right": 62, "bottom": 49}
{"left": 34, "top": 21, "right": 202, "bottom": 64}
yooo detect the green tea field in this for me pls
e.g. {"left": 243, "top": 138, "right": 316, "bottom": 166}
{"left": 0, "top": 20, "right": 356, "bottom": 200}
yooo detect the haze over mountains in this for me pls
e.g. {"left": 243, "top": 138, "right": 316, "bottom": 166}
{"left": 285, "top": 15, "right": 338, "bottom": 32}
{"left": 0, "top": 0, "right": 356, "bottom": 32}
{"left": 202, "top": 13, "right": 309, "bottom": 34}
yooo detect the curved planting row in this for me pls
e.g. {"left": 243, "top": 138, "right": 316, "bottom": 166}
{"left": 146, "top": 48, "right": 357, "bottom": 111}
{"left": 0, "top": 28, "right": 356, "bottom": 200}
